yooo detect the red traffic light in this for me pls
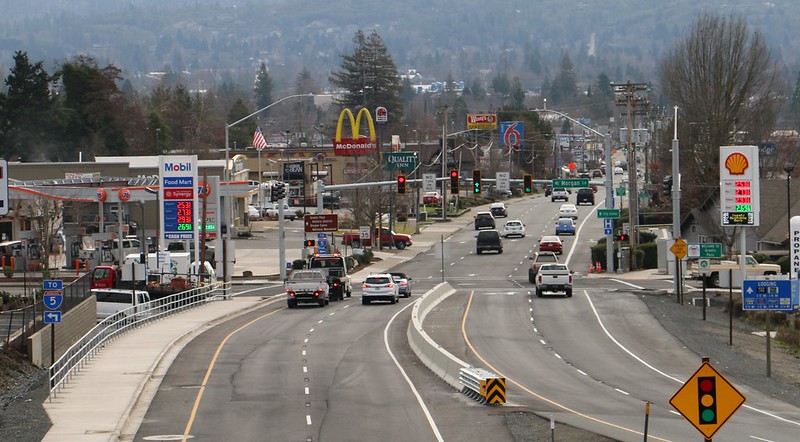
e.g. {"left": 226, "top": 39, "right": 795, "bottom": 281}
{"left": 397, "top": 175, "right": 407, "bottom": 194}
{"left": 450, "top": 170, "right": 458, "bottom": 178}
{"left": 398, "top": 176, "right": 406, "bottom": 183}
{"left": 304, "top": 239, "right": 315, "bottom": 247}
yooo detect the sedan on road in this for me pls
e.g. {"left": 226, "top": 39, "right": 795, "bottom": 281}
{"left": 538, "top": 235, "right": 563, "bottom": 254}
{"left": 388, "top": 272, "right": 412, "bottom": 298}
{"left": 489, "top": 202, "right": 508, "bottom": 218}
{"left": 555, "top": 218, "right": 576, "bottom": 235}
{"left": 558, "top": 204, "right": 578, "bottom": 220}
{"left": 361, "top": 273, "right": 400, "bottom": 305}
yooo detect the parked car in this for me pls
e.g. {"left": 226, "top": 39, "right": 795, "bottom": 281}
{"left": 555, "top": 218, "right": 576, "bottom": 235}
{"left": 502, "top": 219, "right": 526, "bottom": 238}
{"left": 247, "top": 205, "right": 261, "bottom": 220}
{"left": 576, "top": 188, "right": 595, "bottom": 205}
{"left": 476, "top": 229, "right": 503, "bottom": 254}
{"left": 422, "top": 192, "right": 442, "bottom": 204}
{"left": 265, "top": 203, "right": 299, "bottom": 221}
{"left": 489, "top": 202, "right": 508, "bottom": 218}
{"left": 614, "top": 166, "right": 624, "bottom": 175}
{"left": 474, "top": 212, "right": 495, "bottom": 230}
{"left": 361, "top": 273, "right": 400, "bottom": 305}
{"left": 389, "top": 272, "right": 413, "bottom": 298}
{"left": 551, "top": 188, "right": 569, "bottom": 202}
{"left": 538, "top": 235, "right": 563, "bottom": 254}
{"left": 558, "top": 204, "right": 578, "bottom": 219}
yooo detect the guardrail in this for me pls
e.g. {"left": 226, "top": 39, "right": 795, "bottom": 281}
{"left": 48, "top": 283, "right": 224, "bottom": 400}
{"left": 459, "top": 367, "right": 506, "bottom": 405}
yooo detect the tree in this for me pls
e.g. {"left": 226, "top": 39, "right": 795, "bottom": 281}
{"left": 0, "top": 51, "right": 59, "bottom": 161}
{"left": 550, "top": 54, "right": 577, "bottom": 106}
{"left": 329, "top": 30, "right": 403, "bottom": 123}
{"left": 659, "top": 13, "right": 781, "bottom": 213}
{"left": 510, "top": 77, "right": 525, "bottom": 109}
{"left": 253, "top": 62, "right": 274, "bottom": 110}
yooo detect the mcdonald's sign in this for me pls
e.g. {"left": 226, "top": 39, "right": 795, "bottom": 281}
{"left": 333, "top": 108, "right": 379, "bottom": 156}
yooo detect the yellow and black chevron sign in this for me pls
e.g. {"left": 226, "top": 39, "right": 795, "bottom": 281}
{"left": 480, "top": 377, "right": 506, "bottom": 405}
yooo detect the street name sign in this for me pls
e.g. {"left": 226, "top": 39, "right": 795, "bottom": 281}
{"left": 670, "top": 361, "right": 746, "bottom": 439}
{"left": 552, "top": 178, "right": 588, "bottom": 188}
{"left": 597, "top": 209, "right": 621, "bottom": 219}
{"left": 687, "top": 243, "right": 722, "bottom": 259}
{"left": 742, "top": 279, "right": 797, "bottom": 311}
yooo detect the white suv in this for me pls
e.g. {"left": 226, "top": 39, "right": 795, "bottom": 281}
{"left": 550, "top": 188, "right": 569, "bottom": 202}
{"left": 361, "top": 273, "right": 400, "bottom": 305}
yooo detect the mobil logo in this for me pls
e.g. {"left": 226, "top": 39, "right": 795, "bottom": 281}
{"left": 164, "top": 162, "right": 192, "bottom": 172}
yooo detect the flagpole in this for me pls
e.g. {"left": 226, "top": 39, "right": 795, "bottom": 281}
{"left": 258, "top": 146, "right": 263, "bottom": 210}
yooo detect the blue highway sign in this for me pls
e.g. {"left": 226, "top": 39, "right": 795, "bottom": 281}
{"left": 44, "top": 311, "right": 62, "bottom": 324}
{"left": 742, "top": 279, "right": 796, "bottom": 311}
{"left": 43, "top": 291, "right": 63, "bottom": 310}
{"left": 43, "top": 279, "right": 63, "bottom": 290}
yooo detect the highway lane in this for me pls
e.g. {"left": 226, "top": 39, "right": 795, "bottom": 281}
{"left": 443, "top": 193, "right": 800, "bottom": 441}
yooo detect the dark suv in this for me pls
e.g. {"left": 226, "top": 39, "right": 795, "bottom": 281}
{"left": 576, "top": 188, "right": 595, "bottom": 205}
{"left": 474, "top": 212, "right": 495, "bottom": 230}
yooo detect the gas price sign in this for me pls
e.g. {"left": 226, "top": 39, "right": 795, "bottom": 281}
{"left": 720, "top": 146, "right": 759, "bottom": 226}
{"left": 160, "top": 156, "right": 198, "bottom": 240}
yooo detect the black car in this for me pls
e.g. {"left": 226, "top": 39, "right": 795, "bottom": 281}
{"left": 474, "top": 212, "right": 496, "bottom": 230}
{"left": 544, "top": 185, "right": 553, "bottom": 197}
{"left": 576, "top": 188, "right": 595, "bottom": 205}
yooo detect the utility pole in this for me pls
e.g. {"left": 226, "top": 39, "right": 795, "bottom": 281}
{"left": 613, "top": 81, "right": 648, "bottom": 270}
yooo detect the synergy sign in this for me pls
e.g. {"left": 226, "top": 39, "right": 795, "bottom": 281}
{"left": 159, "top": 155, "right": 198, "bottom": 241}
{"left": 719, "top": 145, "right": 760, "bottom": 226}
{"left": 333, "top": 108, "right": 378, "bottom": 156}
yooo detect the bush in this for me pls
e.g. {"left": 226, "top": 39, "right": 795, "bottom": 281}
{"left": 638, "top": 242, "right": 658, "bottom": 269}
{"left": 777, "top": 255, "right": 790, "bottom": 274}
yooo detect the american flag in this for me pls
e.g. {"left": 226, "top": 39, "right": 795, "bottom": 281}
{"left": 253, "top": 126, "right": 268, "bottom": 150}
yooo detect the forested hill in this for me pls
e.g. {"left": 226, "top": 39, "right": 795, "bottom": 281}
{"left": 1, "top": 0, "right": 798, "bottom": 92}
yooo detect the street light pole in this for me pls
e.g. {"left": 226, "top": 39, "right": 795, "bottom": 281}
{"left": 223, "top": 93, "right": 323, "bottom": 293}
{"left": 785, "top": 162, "right": 794, "bottom": 276}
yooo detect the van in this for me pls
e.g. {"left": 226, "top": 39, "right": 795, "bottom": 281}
{"left": 476, "top": 230, "right": 503, "bottom": 254}
{"left": 92, "top": 288, "right": 151, "bottom": 321}
{"left": 108, "top": 238, "right": 141, "bottom": 263}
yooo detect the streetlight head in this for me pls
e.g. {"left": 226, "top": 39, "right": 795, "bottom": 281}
{"left": 784, "top": 162, "right": 795, "bottom": 173}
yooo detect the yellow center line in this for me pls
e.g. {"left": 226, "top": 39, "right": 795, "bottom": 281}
{"left": 460, "top": 290, "right": 671, "bottom": 442}
{"left": 182, "top": 307, "right": 285, "bottom": 441}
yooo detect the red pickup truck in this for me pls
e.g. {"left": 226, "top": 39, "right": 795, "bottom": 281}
{"left": 341, "top": 228, "right": 413, "bottom": 250}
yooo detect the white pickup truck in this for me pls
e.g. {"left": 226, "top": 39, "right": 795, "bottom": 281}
{"left": 535, "top": 263, "right": 573, "bottom": 298}
{"left": 285, "top": 269, "right": 329, "bottom": 308}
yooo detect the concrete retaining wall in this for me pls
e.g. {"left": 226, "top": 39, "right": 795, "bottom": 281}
{"left": 28, "top": 297, "right": 97, "bottom": 367}
{"left": 407, "top": 282, "right": 468, "bottom": 389}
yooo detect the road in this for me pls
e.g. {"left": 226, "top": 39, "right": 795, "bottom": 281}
{"left": 134, "top": 180, "right": 800, "bottom": 441}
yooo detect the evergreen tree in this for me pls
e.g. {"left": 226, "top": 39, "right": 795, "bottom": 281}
{"left": 254, "top": 62, "right": 274, "bottom": 111}
{"left": 510, "top": 77, "right": 525, "bottom": 109}
{"left": 329, "top": 30, "right": 403, "bottom": 123}
{"left": 551, "top": 54, "right": 577, "bottom": 106}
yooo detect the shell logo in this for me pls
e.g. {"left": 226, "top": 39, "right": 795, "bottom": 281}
{"left": 725, "top": 152, "right": 749, "bottom": 175}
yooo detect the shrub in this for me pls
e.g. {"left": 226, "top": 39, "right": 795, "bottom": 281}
{"left": 777, "top": 255, "right": 790, "bottom": 274}
{"left": 638, "top": 242, "right": 658, "bottom": 269}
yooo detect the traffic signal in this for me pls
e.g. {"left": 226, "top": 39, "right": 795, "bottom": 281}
{"left": 397, "top": 175, "right": 406, "bottom": 194}
{"left": 697, "top": 376, "right": 717, "bottom": 425}
{"left": 523, "top": 175, "right": 533, "bottom": 193}
{"left": 271, "top": 182, "right": 286, "bottom": 202}
{"left": 304, "top": 239, "right": 315, "bottom": 247}
{"left": 450, "top": 170, "right": 459, "bottom": 194}
{"left": 616, "top": 233, "right": 628, "bottom": 241}
{"left": 472, "top": 169, "right": 482, "bottom": 194}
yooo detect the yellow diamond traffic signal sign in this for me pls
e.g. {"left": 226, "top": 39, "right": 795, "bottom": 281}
{"left": 669, "top": 360, "right": 746, "bottom": 439}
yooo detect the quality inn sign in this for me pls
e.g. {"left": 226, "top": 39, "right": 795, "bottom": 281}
{"left": 383, "top": 152, "right": 418, "bottom": 172}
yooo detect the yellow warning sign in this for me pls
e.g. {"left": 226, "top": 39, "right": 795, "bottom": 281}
{"left": 669, "top": 361, "right": 746, "bottom": 439}
{"left": 670, "top": 238, "right": 688, "bottom": 260}
{"left": 480, "top": 378, "right": 506, "bottom": 405}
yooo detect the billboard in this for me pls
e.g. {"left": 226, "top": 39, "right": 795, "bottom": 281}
{"left": 333, "top": 108, "right": 378, "bottom": 156}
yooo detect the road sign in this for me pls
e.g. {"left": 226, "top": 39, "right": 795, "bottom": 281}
{"left": 359, "top": 226, "right": 371, "bottom": 240}
{"left": 304, "top": 214, "right": 338, "bottom": 233}
{"left": 597, "top": 209, "right": 621, "bottom": 219}
{"left": 698, "top": 259, "right": 712, "bottom": 276}
{"left": 496, "top": 172, "right": 510, "bottom": 191}
{"left": 317, "top": 233, "right": 329, "bottom": 254}
{"left": 552, "top": 178, "right": 588, "bottom": 188}
{"left": 616, "top": 187, "right": 626, "bottom": 196}
{"left": 670, "top": 361, "right": 746, "bottom": 439}
{"left": 43, "top": 291, "right": 63, "bottom": 310}
{"left": 43, "top": 311, "right": 62, "bottom": 324}
{"left": 742, "top": 279, "right": 796, "bottom": 311}
{"left": 604, "top": 228, "right": 613, "bottom": 235}
{"left": 43, "top": 279, "right": 64, "bottom": 290}
{"left": 423, "top": 173, "right": 436, "bottom": 192}
{"left": 603, "top": 219, "right": 613, "bottom": 229}
{"left": 670, "top": 239, "right": 688, "bottom": 260}
{"left": 687, "top": 243, "right": 722, "bottom": 259}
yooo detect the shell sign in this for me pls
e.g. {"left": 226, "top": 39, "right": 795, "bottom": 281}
{"left": 724, "top": 152, "right": 749, "bottom": 175}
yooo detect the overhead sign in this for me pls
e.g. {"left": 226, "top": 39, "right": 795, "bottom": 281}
{"left": 0, "top": 159, "right": 8, "bottom": 216}
{"left": 383, "top": 152, "right": 418, "bottom": 172}
{"left": 304, "top": 214, "right": 339, "bottom": 233}
{"left": 670, "top": 238, "right": 688, "bottom": 260}
{"left": 466, "top": 114, "right": 497, "bottom": 130}
{"left": 687, "top": 243, "right": 722, "bottom": 259}
{"left": 742, "top": 279, "right": 797, "bottom": 311}
{"left": 552, "top": 178, "right": 588, "bottom": 188}
{"left": 423, "top": 173, "right": 436, "bottom": 192}
{"left": 720, "top": 145, "right": 760, "bottom": 226}
{"left": 597, "top": 209, "right": 621, "bottom": 219}
{"left": 333, "top": 108, "right": 378, "bottom": 156}
{"left": 670, "top": 361, "right": 745, "bottom": 439}
{"left": 496, "top": 172, "right": 509, "bottom": 191}
{"left": 159, "top": 155, "right": 198, "bottom": 241}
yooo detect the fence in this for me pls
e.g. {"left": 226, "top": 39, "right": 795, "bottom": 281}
{"left": 48, "top": 282, "right": 225, "bottom": 400}
{"left": 1, "top": 273, "right": 92, "bottom": 353}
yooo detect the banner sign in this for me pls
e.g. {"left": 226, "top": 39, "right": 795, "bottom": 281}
{"left": 466, "top": 114, "right": 497, "bottom": 130}
{"left": 383, "top": 152, "right": 418, "bottom": 172}
{"left": 283, "top": 161, "right": 305, "bottom": 181}
{"left": 159, "top": 155, "right": 198, "bottom": 241}
{"left": 333, "top": 108, "right": 378, "bottom": 156}
{"left": 499, "top": 121, "right": 524, "bottom": 151}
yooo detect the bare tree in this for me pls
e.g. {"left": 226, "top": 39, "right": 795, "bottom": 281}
{"left": 18, "top": 197, "right": 62, "bottom": 275}
{"left": 659, "top": 13, "right": 782, "bottom": 212}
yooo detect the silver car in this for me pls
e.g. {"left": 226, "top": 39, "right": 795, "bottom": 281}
{"left": 361, "top": 273, "right": 400, "bottom": 305}
{"left": 389, "top": 272, "right": 413, "bottom": 298}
